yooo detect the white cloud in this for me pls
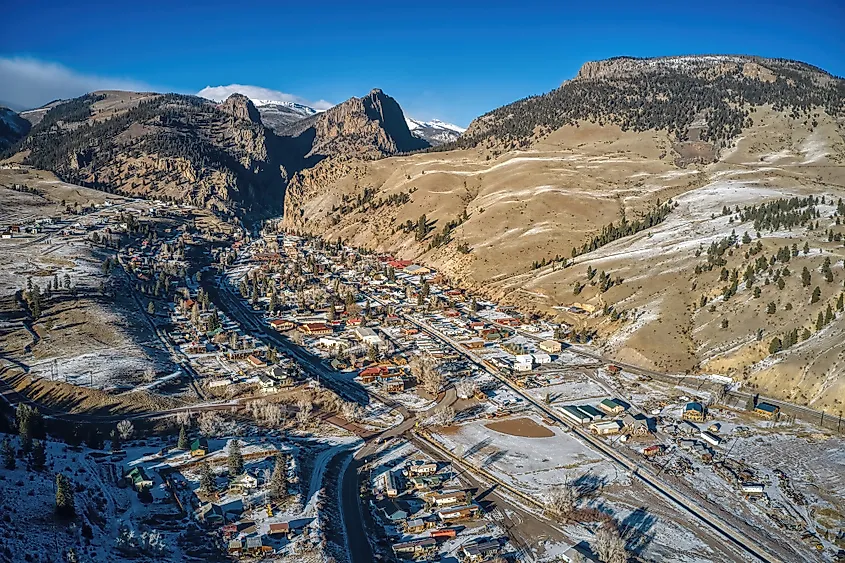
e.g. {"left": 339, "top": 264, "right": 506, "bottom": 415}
{"left": 0, "top": 57, "right": 157, "bottom": 111}
{"left": 197, "top": 84, "right": 333, "bottom": 111}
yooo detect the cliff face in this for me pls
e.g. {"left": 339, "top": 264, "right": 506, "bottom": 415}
{"left": 8, "top": 92, "right": 289, "bottom": 215}
{"left": 281, "top": 88, "right": 429, "bottom": 159}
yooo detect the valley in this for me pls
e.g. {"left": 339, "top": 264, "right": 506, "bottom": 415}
{"left": 0, "top": 52, "right": 844, "bottom": 563}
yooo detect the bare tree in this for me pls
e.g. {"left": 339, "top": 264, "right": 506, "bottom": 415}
{"left": 296, "top": 398, "right": 313, "bottom": 427}
{"left": 424, "top": 406, "right": 455, "bottom": 427}
{"left": 595, "top": 523, "right": 628, "bottom": 563}
{"left": 455, "top": 379, "right": 479, "bottom": 400}
{"left": 116, "top": 420, "right": 135, "bottom": 441}
{"left": 199, "top": 412, "right": 224, "bottom": 437}
{"left": 175, "top": 410, "right": 192, "bottom": 428}
{"left": 341, "top": 401, "right": 364, "bottom": 423}
{"left": 545, "top": 481, "right": 580, "bottom": 522}
{"left": 261, "top": 404, "right": 284, "bottom": 426}
{"left": 411, "top": 353, "right": 443, "bottom": 395}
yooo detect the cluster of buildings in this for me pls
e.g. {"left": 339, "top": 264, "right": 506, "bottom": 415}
{"left": 369, "top": 459, "right": 511, "bottom": 561}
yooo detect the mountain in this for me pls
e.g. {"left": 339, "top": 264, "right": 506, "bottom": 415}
{"left": 406, "top": 117, "right": 465, "bottom": 145}
{"left": 254, "top": 101, "right": 319, "bottom": 132}
{"left": 2, "top": 91, "right": 291, "bottom": 215}
{"left": 282, "top": 55, "right": 845, "bottom": 409}
{"left": 279, "top": 88, "right": 429, "bottom": 159}
{"left": 0, "top": 106, "right": 30, "bottom": 151}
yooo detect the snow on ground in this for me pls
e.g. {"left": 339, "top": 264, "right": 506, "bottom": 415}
{"left": 432, "top": 416, "right": 629, "bottom": 498}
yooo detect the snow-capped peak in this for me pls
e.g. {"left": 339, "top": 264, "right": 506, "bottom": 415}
{"left": 196, "top": 85, "right": 332, "bottom": 112}
{"left": 406, "top": 117, "right": 466, "bottom": 134}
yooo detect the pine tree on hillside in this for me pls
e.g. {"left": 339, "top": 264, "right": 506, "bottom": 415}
{"left": 199, "top": 462, "right": 216, "bottom": 494}
{"left": 55, "top": 473, "right": 75, "bottom": 518}
{"left": 31, "top": 440, "right": 46, "bottom": 471}
{"left": 1, "top": 437, "right": 15, "bottom": 470}
{"left": 227, "top": 439, "right": 244, "bottom": 476}
{"left": 177, "top": 425, "right": 190, "bottom": 450}
{"left": 269, "top": 453, "right": 288, "bottom": 501}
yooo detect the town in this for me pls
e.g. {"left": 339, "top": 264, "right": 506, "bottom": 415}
{"left": 0, "top": 184, "right": 842, "bottom": 563}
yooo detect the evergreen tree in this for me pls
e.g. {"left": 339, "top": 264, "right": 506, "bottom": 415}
{"left": 816, "top": 311, "right": 825, "bottom": 331}
{"left": 802, "top": 267, "right": 812, "bottom": 287}
{"left": 199, "top": 462, "right": 216, "bottom": 494}
{"left": 17, "top": 405, "right": 44, "bottom": 452}
{"left": 269, "top": 453, "right": 288, "bottom": 500}
{"left": 55, "top": 473, "right": 75, "bottom": 518}
{"left": 768, "top": 338, "right": 782, "bottom": 354}
{"left": 31, "top": 439, "right": 46, "bottom": 471}
{"left": 227, "top": 439, "right": 244, "bottom": 476}
{"left": 811, "top": 286, "right": 821, "bottom": 304}
{"left": 110, "top": 430, "right": 121, "bottom": 452}
{"left": 1, "top": 437, "right": 15, "bottom": 469}
{"left": 177, "top": 425, "right": 190, "bottom": 450}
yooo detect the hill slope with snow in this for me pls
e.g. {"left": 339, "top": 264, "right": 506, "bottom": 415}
{"left": 406, "top": 117, "right": 465, "bottom": 145}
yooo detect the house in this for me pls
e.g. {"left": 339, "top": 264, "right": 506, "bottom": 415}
{"left": 408, "top": 462, "right": 438, "bottom": 477}
{"left": 437, "top": 504, "right": 480, "bottom": 522}
{"left": 560, "top": 405, "right": 592, "bottom": 425}
{"left": 244, "top": 536, "right": 271, "bottom": 557}
{"left": 196, "top": 502, "right": 225, "bottom": 524}
{"left": 228, "top": 538, "right": 243, "bottom": 556}
{"left": 428, "top": 490, "right": 469, "bottom": 507}
{"left": 392, "top": 538, "right": 436, "bottom": 557}
{"left": 124, "top": 467, "right": 153, "bottom": 491}
{"left": 404, "top": 264, "right": 431, "bottom": 276}
{"left": 190, "top": 437, "right": 209, "bottom": 457}
{"left": 622, "top": 413, "right": 650, "bottom": 436}
{"left": 358, "top": 365, "right": 390, "bottom": 384}
{"left": 269, "top": 318, "right": 294, "bottom": 331}
{"left": 405, "top": 518, "right": 427, "bottom": 533}
{"left": 740, "top": 483, "right": 765, "bottom": 495}
{"left": 410, "top": 474, "right": 447, "bottom": 490}
{"left": 384, "top": 471, "right": 400, "bottom": 498}
{"left": 463, "top": 339, "right": 486, "bottom": 350}
{"left": 230, "top": 473, "right": 258, "bottom": 493}
{"left": 346, "top": 317, "right": 363, "bottom": 327}
{"left": 461, "top": 539, "right": 502, "bottom": 562}
{"left": 642, "top": 444, "right": 664, "bottom": 457}
{"left": 384, "top": 377, "right": 405, "bottom": 393}
{"left": 597, "top": 398, "right": 626, "bottom": 416}
{"left": 590, "top": 420, "right": 623, "bottom": 435}
{"left": 246, "top": 354, "right": 266, "bottom": 368}
{"left": 298, "top": 322, "right": 332, "bottom": 336}
{"left": 538, "top": 339, "right": 562, "bottom": 354}
{"left": 257, "top": 374, "right": 279, "bottom": 392}
{"left": 532, "top": 352, "right": 552, "bottom": 365}
{"left": 267, "top": 365, "right": 292, "bottom": 386}
{"left": 377, "top": 498, "right": 409, "bottom": 522}
{"left": 754, "top": 402, "right": 780, "bottom": 419}
{"left": 683, "top": 402, "right": 706, "bottom": 422}
{"left": 268, "top": 522, "right": 291, "bottom": 538}
{"left": 498, "top": 317, "right": 521, "bottom": 327}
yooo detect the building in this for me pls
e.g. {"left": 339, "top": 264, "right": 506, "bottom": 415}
{"left": 268, "top": 522, "right": 291, "bottom": 539}
{"left": 437, "top": 504, "right": 481, "bottom": 522}
{"left": 384, "top": 471, "right": 400, "bottom": 498}
{"left": 590, "top": 420, "right": 623, "bottom": 435}
{"left": 354, "top": 327, "right": 384, "bottom": 347}
{"left": 298, "top": 322, "right": 332, "bottom": 336}
{"left": 257, "top": 374, "right": 279, "bottom": 392}
{"left": 428, "top": 490, "right": 469, "bottom": 507}
{"left": 430, "top": 527, "right": 458, "bottom": 540}
{"left": 408, "top": 462, "right": 438, "bottom": 477}
{"left": 538, "top": 339, "right": 562, "bottom": 354}
{"left": 682, "top": 402, "right": 705, "bottom": 422}
{"left": 561, "top": 405, "right": 592, "bottom": 425}
{"left": 700, "top": 431, "right": 722, "bottom": 447}
{"left": 196, "top": 502, "right": 225, "bottom": 525}
{"left": 405, "top": 518, "right": 427, "bottom": 534}
{"left": 376, "top": 498, "right": 409, "bottom": 522}
{"left": 577, "top": 404, "right": 605, "bottom": 421}
{"left": 561, "top": 542, "right": 602, "bottom": 563}
{"left": 124, "top": 467, "right": 153, "bottom": 491}
{"left": 532, "top": 352, "right": 552, "bottom": 364}
{"left": 597, "top": 398, "right": 626, "bottom": 416}
{"left": 230, "top": 473, "right": 258, "bottom": 493}
{"left": 392, "top": 538, "right": 436, "bottom": 557}
{"left": 754, "top": 402, "right": 780, "bottom": 419}
{"left": 269, "top": 318, "right": 294, "bottom": 331}
{"left": 246, "top": 354, "right": 266, "bottom": 368}
{"left": 622, "top": 413, "right": 650, "bottom": 436}
{"left": 190, "top": 437, "right": 209, "bottom": 457}
{"left": 461, "top": 540, "right": 502, "bottom": 562}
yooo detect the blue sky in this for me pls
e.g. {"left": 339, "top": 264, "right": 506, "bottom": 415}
{"left": 1, "top": 0, "right": 843, "bottom": 125}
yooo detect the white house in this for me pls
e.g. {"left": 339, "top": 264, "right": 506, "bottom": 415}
{"left": 531, "top": 353, "right": 551, "bottom": 365}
